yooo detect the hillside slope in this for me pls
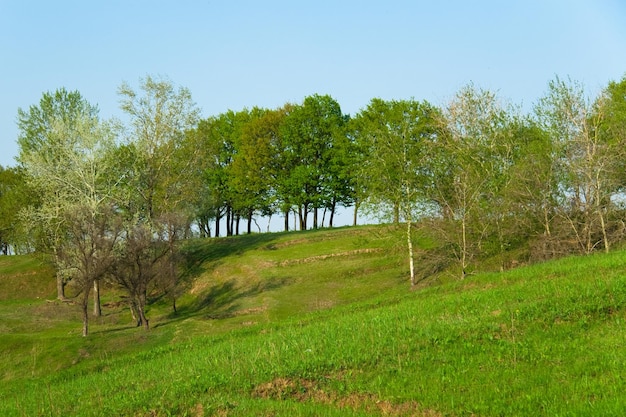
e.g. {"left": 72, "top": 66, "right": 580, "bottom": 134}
{"left": 2, "top": 225, "right": 626, "bottom": 416}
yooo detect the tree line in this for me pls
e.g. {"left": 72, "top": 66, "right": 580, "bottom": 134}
{"left": 1, "top": 74, "right": 625, "bottom": 335}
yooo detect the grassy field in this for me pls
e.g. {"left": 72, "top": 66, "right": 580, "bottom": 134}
{"left": 2, "top": 225, "right": 626, "bottom": 416}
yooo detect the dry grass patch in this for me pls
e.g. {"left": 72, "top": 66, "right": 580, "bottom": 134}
{"left": 252, "top": 377, "right": 443, "bottom": 416}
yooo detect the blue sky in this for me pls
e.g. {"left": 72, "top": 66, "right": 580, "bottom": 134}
{"left": 1, "top": 0, "right": 626, "bottom": 170}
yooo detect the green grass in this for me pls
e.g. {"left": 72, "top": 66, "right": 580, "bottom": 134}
{"left": 2, "top": 225, "right": 626, "bottom": 415}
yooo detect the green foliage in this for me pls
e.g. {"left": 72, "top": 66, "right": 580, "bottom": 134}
{"left": 278, "top": 94, "right": 349, "bottom": 230}
{"left": 0, "top": 166, "right": 35, "bottom": 254}
{"left": 352, "top": 98, "right": 440, "bottom": 223}
{"left": 16, "top": 88, "right": 99, "bottom": 159}
{"left": 117, "top": 75, "right": 201, "bottom": 220}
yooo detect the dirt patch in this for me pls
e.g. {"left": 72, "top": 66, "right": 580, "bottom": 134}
{"left": 252, "top": 377, "right": 442, "bottom": 416}
{"left": 235, "top": 305, "right": 268, "bottom": 316}
{"left": 278, "top": 248, "right": 382, "bottom": 267}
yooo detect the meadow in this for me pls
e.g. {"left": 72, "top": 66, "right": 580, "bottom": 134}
{"left": 2, "top": 225, "right": 626, "bottom": 416}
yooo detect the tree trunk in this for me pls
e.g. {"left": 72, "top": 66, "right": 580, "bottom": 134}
{"left": 393, "top": 202, "right": 400, "bottom": 224}
{"left": 313, "top": 207, "right": 318, "bottom": 229}
{"left": 594, "top": 178, "right": 610, "bottom": 253}
{"left": 215, "top": 213, "right": 221, "bottom": 237}
{"left": 56, "top": 272, "right": 67, "bottom": 301}
{"left": 81, "top": 287, "right": 91, "bottom": 337}
{"left": 93, "top": 279, "right": 101, "bottom": 317}
{"left": 226, "top": 206, "right": 232, "bottom": 236}
{"left": 247, "top": 209, "right": 253, "bottom": 234}
{"left": 139, "top": 291, "right": 149, "bottom": 330}
{"left": 461, "top": 215, "right": 468, "bottom": 279}
{"left": 353, "top": 202, "right": 359, "bottom": 227}
{"left": 130, "top": 299, "right": 141, "bottom": 327}
{"left": 329, "top": 199, "right": 337, "bottom": 228}
{"left": 139, "top": 307, "right": 149, "bottom": 330}
{"left": 299, "top": 206, "right": 305, "bottom": 230}
{"left": 284, "top": 208, "right": 289, "bottom": 232}
{"left": 82, "top": 302, "right": 89, "bottom": 337}
{"left": 407, "top": 218, "right": 416, "bottom": 287}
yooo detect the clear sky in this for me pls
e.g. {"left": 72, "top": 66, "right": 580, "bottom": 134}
{"left": 1, "top": 0, "right": 625, "bottom": 170}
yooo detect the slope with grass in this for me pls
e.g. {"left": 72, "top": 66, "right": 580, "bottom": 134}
{"left": 2, "top": 225, "right": 626, "bottom": 416}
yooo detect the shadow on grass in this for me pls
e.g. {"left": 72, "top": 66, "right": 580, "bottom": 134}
{"left": 180, "top": 232, "right": 285, "bottom": 278}
{"left": 91, "top": 232, "right": 293, "bottom": 334}
{"left": 160, "top": 275, "right": 294, "bottom": 326}
{"left": 151, "top": 232, "right": 297, "bottom": 328}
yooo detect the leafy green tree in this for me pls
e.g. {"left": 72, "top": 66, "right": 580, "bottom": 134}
{"left": 279, "top": 94, "right": 347, "bottom": 230}
{"left": 435, "top": 84, "right": 516, "bottom": 277}
{"left": 353, "top": 98, "right": 440, "bottom": 286}
{"left": 0, "top": 166, "right": 34, "bottom": 255}
{"left": 598, "top": 75, "right": 626, "bottom": 197}
{"left": 263, "top": 103, "right": 296, "bottom": 231}
{"left": 229, "top": 107, "right": 280, "bottom": 233}
{"left": 322, "top": 115, "right": 356, "bottom": 227}
{"left": 17, "top": 89, "right": 121, "bottom": 334}
{"left": 17, "top": 88, "right": 104, "bottom": 301}
{"left": 115, "top": 76, "right": 200, "bottom": 321}
{"left": 191, "top": 110, "right": 243, "bottom": 237}
{"left": 503, "top": 118, "right": 560, "bottom": 260}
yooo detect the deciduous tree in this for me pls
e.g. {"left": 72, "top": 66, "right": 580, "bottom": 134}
{"left": 435, "top": 85, "right": 515, "bottom": 277}
{"left": 535, "top": 77, "right": 621, "bottom": 254}
{"left": 279, "top": 95, "right": 347, "bottom": 230}
{"left": 353, "top": 98, "right": 440, "bottom": 286}
{"left": 17, "top": 88, "right": 101, "bottom": 300}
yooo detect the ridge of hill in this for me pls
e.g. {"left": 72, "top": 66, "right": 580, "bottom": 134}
{"left": 2, "top": 225, "right": 626, "bottom": 416}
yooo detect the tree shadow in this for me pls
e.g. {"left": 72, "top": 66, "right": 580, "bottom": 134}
{"left": 180, "top": 232, "right": 285, "bottom": 278}
{"left": 97, "top": 232, "right": 290, "bottom": 334}
{"left": 165, "top": 274, "right": 294, "bottom": 324}
{"left": 150, "top": 232, "right": 297, "bottom": 328}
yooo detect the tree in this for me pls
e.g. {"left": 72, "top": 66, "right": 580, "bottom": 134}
{"left": 17, "top": 88, "right": 106, "bottom": 301}
{"left": 535, "top": 77, "right": 620, "bottom": 254}
{"left": 434, "top": 84, "right": 516, "bottom": 277}
{"left": 279, "top": 94, "right": 347, "bottom": 230}
{"left": 321, "top": 116, "right": 355, "bottom": 228}
{"left": 229, "top": 107, "right": 280, "bottom": 233}
{"left": 504, "top": 118, "right": 561, "bottom": 260}
{"left": 0, "top": 166, "right": 34, "bottom": 255}
{"left": 118, "top": 75, "right": 201, "bottom": 222}
{"left": 58, "top": 205, "right": 120, "bottom": 336}
{"left": 353, "top": 98, "right": 440, "bottom": 286}
{"left": 598, "top": 75, "right": 626, "bottom": 207}
{"left": 17, "top": 88, "right": 122, "bottom": 334}
{"left": 267, "top": 103, "right": 297, "bottom": 231}
{"left": 191, "top": 111, "right": 241, "bottom": 237}
{"left": 116, "top": 76, "right": 200, "bottom": 321}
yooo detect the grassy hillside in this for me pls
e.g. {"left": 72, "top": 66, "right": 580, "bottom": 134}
{"left": 2, "top": 225, "right": 626, "bottom": 416}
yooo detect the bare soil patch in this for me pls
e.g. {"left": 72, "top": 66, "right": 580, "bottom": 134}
{"left": 252, "top": 377, "right": 443, "bottom": 416}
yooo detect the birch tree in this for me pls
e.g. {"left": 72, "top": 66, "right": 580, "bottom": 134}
{"left": 435, "top": 84, "right": 515, "bottom": 277}
{"left": 535, "top": 77, "right": 618, "bottom": 254}
{"left": 353, "top": 98, "right": 440, "bottom": 286}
